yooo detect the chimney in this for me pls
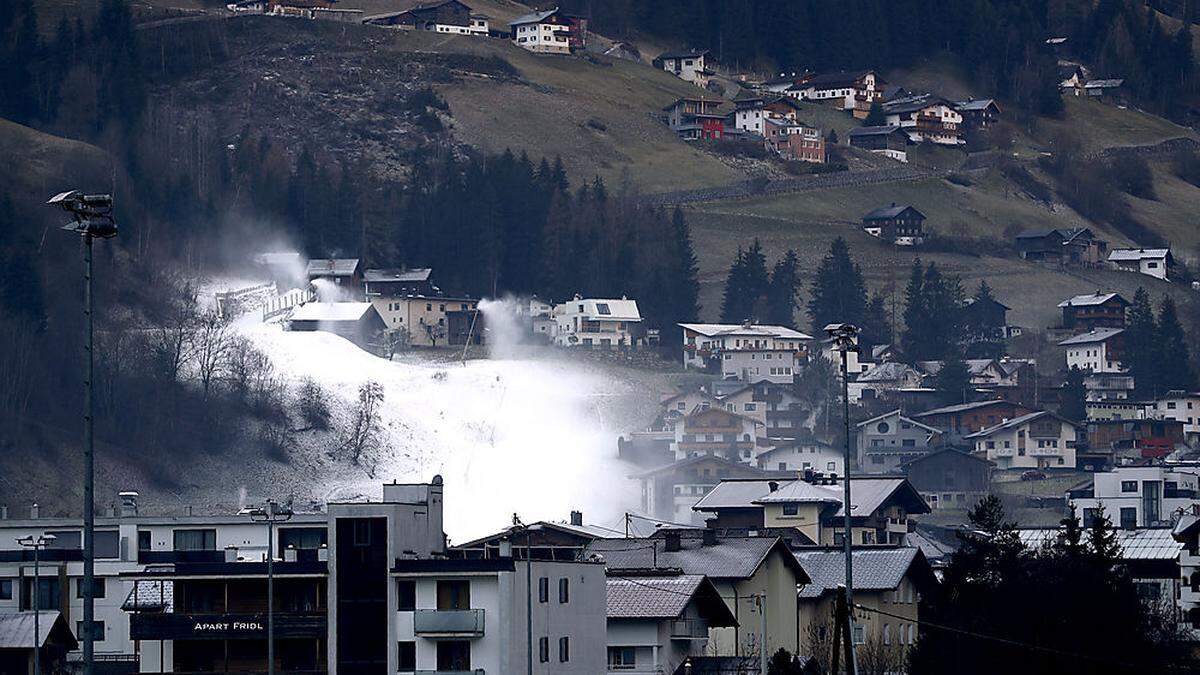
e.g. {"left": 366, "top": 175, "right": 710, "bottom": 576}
{"left": 802, "top": 469, "right": 816, "bottom": 483}
{"left": 30, "top": 503, "right": 39, "bottom": 519}
{"left": 119, "top": 491, "right": 140, "bottom": 518}
{"left": 768, "top": 481, "right": 779, "bottom": 492}
{"left": 663, "top": 532, "right": 682, "bottom": 553}
{"left": 570, "top": 510, "right": 583, "bottom": 527}
{"left": 224, "top": 546, "right": 239, "bottom": 563}
{"left": 702, "top": 529, "right": 718, "bottom": 547}
{"left": 283, "top": 545, "right": 298, "bottom": 563}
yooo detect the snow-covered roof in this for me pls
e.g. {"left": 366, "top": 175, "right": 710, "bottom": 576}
{"left": 363, "top": 268, "right": 433, "bottom": 283}
{"left": 1057, "top": 292, "right": 1125, "bottom": 308}
{"left": 565, "top": 298, "right": 642, "bottom": 321}
{"left": 305, "top": 258, "right": 359, "bottom": 277}
{"left": 796, "top": 547, "right": 926, "bottom": 598}
{"left": 509, "top": 7, "right": 559, "bottom": 25}
{"left": 289, "top": 302, "right": 375, "bottom": 322}
{"left": 1108, "top": 248, "right": 1169, "bottom": 262}
{"left": 964, "top": 411, "right": 1072, "bottom": 439}
{"left": 694, "top": 476, "right": 926, "bottom": 519}
{"left": 679, "top": 323, "right": 813, "bottom": 340}
{"left": 1019, "top": 527, "right": 1178, "bottom": 560}
{"left": 1058, "top": 327, "right": 1124, "bottom": 346}
{"left": 1084, "top": 78, "right": 1124, "bottom": 89}
{"left": 857, "top": 362, "right": 918, "bottom": 383}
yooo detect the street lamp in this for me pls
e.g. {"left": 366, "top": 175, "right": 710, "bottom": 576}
{"left": 824, "top": 322, "right": 860, "bottom": 672}
{"left": 17, "top": 533, "right": 57, "bottom": 675}
{"left": 243, "top": 500, "right": 293, "bottom": 675}
{"left": 48, "top": 190, "right": 117, "bottom": 675}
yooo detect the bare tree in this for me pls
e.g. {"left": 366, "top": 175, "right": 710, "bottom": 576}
{"left": 226, "top": 336, "right": 276, "bottom": 412}
{"left": 856, "top": 634, "right": 907, "bottom": 675}
{"left": 382, "top": 327, "right": 411, "bottom": 359}
{"left": 257, "top": 377, "right": 295, "bottom": 462}
{"left": 191, "top": 309, "right": 236, "bottom": 402}
{"left": 421, "top": 321, "right": 447, "bottom": 348}
{"left": 297, "top": 377, "right": 331, "bottom": 431}
{"left": 149, "top": 279, "right": 199, "bottom": 383}
{"left": 338, "top": 380, "right": 385, "bottom": 467}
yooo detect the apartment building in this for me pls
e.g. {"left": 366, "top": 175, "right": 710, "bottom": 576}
{"left": 1148, "top": 391, "right": 1200, "bottom": 441}
{"left": 553, "top": 297, "right": 643, "bottom": 349}
{"left": 1068, "top": 466, "right": 1200, "bottom": 529}
{"left": 679, "top": 323, "right": 812, "bottom": 384}
{"left": 964, "top": 411, "right": 1079, "bottom": 471}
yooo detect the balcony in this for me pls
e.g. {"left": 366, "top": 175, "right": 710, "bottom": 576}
{"left": 413, "top": 609, "right": 486, "bottom": 638}
{"left": 669, "top": 619, "right": 709, "bottom": 640}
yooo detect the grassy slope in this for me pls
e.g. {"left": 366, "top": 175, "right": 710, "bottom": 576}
{"left": 1036, "top": 96, "right": 1195, "bottom": 152}
{"left": 0, "top": 118, "right": 111, "bottom": 204}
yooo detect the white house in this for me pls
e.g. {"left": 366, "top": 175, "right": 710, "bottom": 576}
{"left": 1109, "top": 248, "right": 1170, "bottom": 281}
{"left": 856, "top": 410, "right": 943, "bottom": 474}
{"left": 679, "top": 323, "right": 813, "bottom": 384}
{"left": 964, "top": 411, "right": 1078, "bottom": 471}
{"left": 788, "top": 70, "right": 882, "bottom": 113}
{"left": 732, "top": 94, "right": 765, "bottom": 135}
{"left": 756, "top": 437, "right": 845, "bottom": 475}
{"left": 604, "top": 573, "right": 736, "bottom": 675}
{"left": 1148, "top": 391, "right": 1200, "bottom": 440}
{"left": 881, "top": 95, "right": 965, "bottom": 145}
{"left": 509, "top": 7, "right": 576, "bottom": 54}
{"left": 1070, "top": 466, "right": 1200, "bottom": 528}
{"left": 1058, "top": 327, "right": 1125, "bottom": 373}
{"left": 553, "top": 297, "right": 642, "bottom": 348}
{"left": 652, "top": 49, "right": 712, "bottom": 87}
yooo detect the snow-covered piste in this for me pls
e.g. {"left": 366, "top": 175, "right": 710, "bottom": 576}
{"left": 240, "top": 316, "right": 644, "bottom": 543}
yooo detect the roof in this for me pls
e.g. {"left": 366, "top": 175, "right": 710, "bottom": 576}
{"left": 862, "top": 204, "right": 924, "bottom": 221}
{"left": 564, "top": 298, "right": 642, "bottom": 321}
{"left": 964, "top": 411, "right": 1072, "bottom": 439}
{"left": 1085, "top": 79, "right": 1124, "bottom": 88}
{"left": 954, "top": 98, "right": 998, "bottom": 112}
{"left": 634, "top": 454, "right": 787, "bottom": 480}
{"left": 1015, "top": 228, "right": 1063, "bottom": 240}
{"left": 798, "top": 70, "right": 872, "bottom": 89}
{"left": 363, "top": 268, "right": 432, "bottom": 283}
{"left": 795, "top": 547, "right": 928, "bottom": 598}
{"left": 585, "top": 536, "right": 809, "bottom": 582}
{"left": 1057, "top": 327, "right": 1124, "bottom": 346}
{"left": 124, "top": 579, "right": 175, "bottom": 611}
{"left": 288, "top": 302, "right": 375, "bottom": 322}
{"left": 855, "top": 409, "right": 941, "bottom": 435}
{"left": 1018, "top": 528, "right": 1179, "bottom": 560}
{"left": 605, "top": 574, "right": 735, "bottom": 625}
{"left": 695, "top": 477, "right": 929, "bottom": 519}
{"left": 1108, "top": 248, "right": 1169, "bottom": 262}
{"left": 857, "top": 362, "right": 919, "bottom": 383}
{"left": 849, "top": 124, "right": 905, "bottom": 137}
{"left": 883, "top": 95, "right": 955, "bottom": 115}
{"left": 509, "top": 8, "right": 558, "bottom": 26}
{"left": 914, "top": 399, "right": 1021, "bottom": 418}
{"left": 0, "top": 611, "right": 74, "bottom": 649}
{"left": 1057, "top": 292, "right": 1127, "bottom": 308}
{"left": 656, "top": 49, "right": 709, "bottom": 60}
{"left": 679, "top": 323, "right": 813, "bottom": 340}
{"left": 305, "top": 258, "right": 359, "bottom": 277}
{"left": 901, "top": 447, "right": 994, "bottom": 469}
{"left": 1174, "top": 514, "right": 1200, "bottom": 540}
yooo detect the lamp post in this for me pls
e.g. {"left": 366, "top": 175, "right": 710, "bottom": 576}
{"left": 824, "top": 322, "right": 860, "bottom": 673}
{"left": 244, "top": 500, "right": 293, "bottom": 675}
{"left": 47, "top": 190, "right": 117, "bottom": 675}
{"left": 17, "top": 533, "right": 57, "bottom": 675}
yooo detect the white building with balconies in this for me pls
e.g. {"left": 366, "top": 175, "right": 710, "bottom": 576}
{"left": 964, "top": 411, "right": 1078, "bottom": 471}
{"left": 679, "top": 322, "right": 813, "bottom": 384}
{"left": 1070, "top": 466, "right": 1200, "bottom": 529}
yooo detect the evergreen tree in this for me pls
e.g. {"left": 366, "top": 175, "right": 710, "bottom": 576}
{"left": 1124, "top": 287, "right": 1159, "bottom": 398}
{"left": 862, "top": 101, "right": 886, "bottom": 126}
{"left": 1060, "top": 366, "right": 1088, "bottom": 422}
{"left": 859, "top": 292, "right": 892, "bottom": 353}
{"left": 806, "top": 238, "right": 867, "bottom": 334}
{"left": 934, "top": 345, "right": 972, "bottom": 405}
{"left": 766, "top": 249, "right": 800, "bottom": 327}
{"left": 1156, "top": 295, "right": 1196, "bottom": 393}
{"left": 720, "top": 246, "right": 748, "bottom": 324}
{"left": 900, "top": 260, "right": 927, "bottom": 359}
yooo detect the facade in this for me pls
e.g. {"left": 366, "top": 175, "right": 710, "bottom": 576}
{"left": 509, "top": 8, "right": 585, "bottom": 54}
{"left": 1149, "top": 391, "right": 1200, "bottom": 440}
{"left": 732, "top": 94, "right": 765, "bottom": 135}
{"left": 652, "top": 50, "right": 712, "bottom": 87}
{"left": 861, "top": 205, "right": 926, "bottom": 245}
{"left": 1173, "top": 511, "right": 1200, "bottom": 636}
{"left": 635, "top": 456, "right": 790, "bottom": 525}
{"left": 1057, "top": 292, "right": 1128, "bottom": 333}
{"left": 671, "top": 407, "right": 764, "bottom": 464}
{"left": 901, "top": 449, "right": 993, "bottom": 510}
{"left": 1085, "top": 418, "right": 1186, "bottom": 461}
{"left": 770, "top": 122, "right": 826, "bottom": 163}
{"left": 1108, "top": 248, "right": 1170, "bottom": 281}
{"left": 372, "top": 295, "right": 478, "bottom": 347}
{"left": 850, "top": 362, "right": 926, "bottom": 403}
{"left": 789, "top": 70, "right": 883, "bottom": 115}
{"left": 1016, "top": 228, "right": 1108, "bottom": 266}
{"left": 954, "top": 98, "right": 1001, "bottom": 129}
{"left": 1058, "top": 327, "right": 1126, "bottom": 374}
{"left": 1069, "top": 466, "right": 1199, "bottom": 528}
{"left": 604, "top": 573, "right": 736, "bottom": 675}
{"left": 664, "top": 98, "right": 728, "bottom": 141}
{"left": 882, "top": 95, "right": 964, "bottom": 145}
{"left": 679, "top": 323, "right": 812, "bottom": 384}
{"left": 912, "top": 400, "right": 1035, "bottom": 445}
{"left": 755, "top": 437, "right": 844, "bottom": 475}
{"left": 552, "top": 297, "right": 642, "bottom": 349}
{"left": 848, "top": 125, "right": 909, "bottom": 162}
{"left": 965, "top": 411, "right": 1079, "bottom": 470}
{"left": 856, "top": 410, "right": 943, "bottom": 475}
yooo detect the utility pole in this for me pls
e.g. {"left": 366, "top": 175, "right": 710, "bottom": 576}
{"left": 755, "top": 594, "right": 767, "bottom": 675}
{"left": 48, "top": 190, "right": 117, "bottom": 675}
{"left": 245, "top": 499, "right": 292, "bottom": 675}
{"left": 824, "top": 322, "right": 860, "bottom": 674}
{"left": 17, "top": 534, "right": 55, "bottom": 675}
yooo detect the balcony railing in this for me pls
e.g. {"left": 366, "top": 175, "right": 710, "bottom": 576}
{"left": 669, "top": 619, "right": 709, "bottom": 639}
{"left": 413, "top": 609, "right": 486, "bottom": 638}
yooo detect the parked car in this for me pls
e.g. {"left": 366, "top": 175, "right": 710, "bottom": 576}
{"left": 1021, "top": 470, "right": 1047, "bottom": 481}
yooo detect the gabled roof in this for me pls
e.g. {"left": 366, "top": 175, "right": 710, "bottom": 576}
{"left": 656, "top": 49, "right": 710, "bottom": 61}
{"left": 1174, "top": 514, "right": 1200, "bottom": 541}
{"left": 913, "top": 399, "right": 1021, "bottom": 418}
{"left": 862, "top": 204, "right": 925, "bottom": 221}
{"left": 289, "top": 302, "right": 375, "bottom": 322}
{"left": 855, "top": 409, "right": 942, "bottom": 434}
{"left": 0, "top": 611, "right": 76, "bottom": 650}
{"left": 695, "top": 476, "right": 930, "bottom": 518}
{"left": 1084, "top": 79, "right": 1124, "bottom": 89}
{"left": 795, "top": 547, "right": 933, "bottom": 599}
{"left": 679, "top": 323, "right": 813, "bottom": 340}
{"left": 306, "top": 258, "right": 360, "bottom": 277}
{"left": 797, "top": 70, "right": 874, "bottom": 89}
{"left": 1019, "top": 527, "right": 1178, "bottom": 560}
{"left": 954, "top": 98, "right": 999, "bottom": 112}
{"left": 964, "top": 411, "right": 1073, "bottom": 439}
{"left": 1057, "top": 327, "right": 1124, "bottom": 346}
{"left": 363, "top": 267, "right": 432, "bottom": 283}
{"left": 849, "top": 124, "right": 906, "bottom": 137}
{"left": 509, "top": 7, "right": 559, "bottom": 26}
{"left": 564, "top": 298, "right": 642, "bottom": 321}
{"left": 900, "top": 447, "right": 994, "bottom": 469}
{"left": 882, "top": 94, "right": 955, "bottom": 115}
{"left": 857, "top": 362, "right": 920, "bottom": 383}
{"left": 1015, "top": 228, "right": 1064, "bottom": 240}
{"left": 606, "top": 574, "right": 736, "bottom": 625}
{"left": 585, "top": 536, "right": 809, "bottom": 582}
{"left": 1108, "top": 248, "right": 1169, "bottom": 262}
{"left": 1058, "top": 292, "right": 1127, "bottom": 308}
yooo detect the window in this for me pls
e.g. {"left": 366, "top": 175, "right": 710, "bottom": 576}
{"left": 877, "top": 422, "right": 890, "bottom": 434}
{"left": 1119, "top": 507, "right": 1138, "bottom": 529}
{"left": 539, "top": 637, "right": 549, "bottom": 663}
{"left": 95, "top": 530, "right": 119, "bottom": 560}
{"left": 173, "top": 529, "right": 216, "bottom": 551}
{"left": 0, "top": 579, "right": 11, "bottom": 600}
{"left": 76, "top": 620, "right": 104, "bottom": 643}
{"left": 608, "top": 647, "right": 636, "bottom": 670}
{"left": 76, "top": 577, "right": 106, "bottom": 599}
{"left": 883, "top": 624, "right": 891, "bottom": 645}
{"left": 352, "top": 520, "right": 372, "bottom": 547}
{"left": 558, "top": 578, "right": 569, "bottom": 604}
{"left": 782, "top": 503, "right": 799, "bottom": 516}
{"left": 852, "top": 623, "right": 865, "bottom": 645}
{"left": 437, "top": 641, "right": 471, "bottom": 671}
{"left": 137, "top": 531, "right": 152, "bottom": 552}
{"left": 398, "top": 641, "right": 416, "bottom": 670}
{"left": 1121, "top": 481, "right": 1138, "bottom": 493}
{"left": 397, "top": 580, "right": 416, "bottom": 611}
{"left": 21, "top": 577, "right": 60, "bottom": 611}
{"left": 559, "top": 636, "right": 571, "bottom": 662}
{"left": 596, "top": 303, "right": 611, "bottom": 315}
{"left": 902, "top": 439, "right": 916, "bottom": 447}
{"left": 437, "top": 580, "right": 470, "bottom": 610}
{"left": 538, "top": 577, "right": 549, "bottom": 603}
{"left": 45, "top": 531, "right": 81, "bottom": 549}
{"left": 279, "top": 527, "right": 327, "bottom": 551}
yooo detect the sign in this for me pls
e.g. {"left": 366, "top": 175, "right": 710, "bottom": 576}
{"left": 131, "top": 613, "right": 326, "bottom": 641}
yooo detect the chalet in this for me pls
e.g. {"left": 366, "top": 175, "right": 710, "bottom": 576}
{"left": 1086, "top": 418, "right": 1186, "bottom": 461}
{"left": 720, "top": 381, "right": 812, "bottom": 436}
{"left": 553, "top": 297, "right": 642, "bottom": 348}
{"left": 881, "top": 94, "right": 964, "bottom": 145}
{"left": 953, "top": 98, "right": 1001, "bottom": 130}
{"left": 664, "top": 97, "right": 727, "bottom": 141}
{"left": 768, "top": 121, "right": 826, "bottom": 163}
{"left": 762, "top": 94, "right": 806, "bottom": 120}
{"left": 286, "top": 301, "right": 386, "bottom": 348}
{"left": 1083, "top": 372, "right": 1135, "bottom": 401}
{"left": 901, "top": 449, "right": 993, "bottom": 510}
{"left": 369, "top": 275, "right": 479, "bottom": 347}
{"left": 962, "top": 295, "right": 1012, "bottom": 342}
{"left": 732, "top": 93, "right": 765, "bottom": 135}
{"left": 912, "top": 400, "right": 1035, "bottom": 444}
{"left": 848, "top": 125, "right": 909, "bottom": 163}
{"left": 653, "top": 49, "right": 713, "bottom": 87}
{"left": 1015, "top": 227, "right": 1107, "bottom": 265}
{"left": 756, "top": 436, "right": 844, "bottom": 475}
{"left": 672, "top": 407, "right": 765, "bottom": 464}
{"left": 679, "top": 322, "right": 812, "bottom": 384}
{"left": 789, "top": 70, "right": 884, "bottom": 116}
{"left": 917, "top": 359, "right": 1021, "bottom": 390}
{"left": 856, "top": 410, "right": 944, "bottom": 475}
{"left": 850, "top": 362, "right": 926, "bottom": 404}
{"left": 361, "top": 0, "right": 487, "bottom": 34}
{"left": 862, "top": 204, "right": 926, "bottom": 245}
{"left": 633, "top": 455, "right": 792, "bottom": 524}
{"left": 1083, "top": 78, "right": 1124, "bottom": 98}
{"left": 965, "top": 411, "right": 1079, "bottom": 471}
{"left": 306, "top": 257, "right": 362, "bottom": 290}
{"left": 763, "top": 73, "right": 804, "bottom": 93}
{"left": 693, "top": 475, "right": 930, "bottom": 546}
{"left": 1058, "top": 292, "right": 1129, "bottom": 333}
{"left": 1058, "top": 327, "right": 1126, "bottom": 374}
{"left": 509, "top": 7, "right": 585, "bottom": 54}
{"left": 660, "top": 387, "right": 725, "bottom": 424}
{"left": 1109, "top": 248, "right": 1171, "bottom": 281}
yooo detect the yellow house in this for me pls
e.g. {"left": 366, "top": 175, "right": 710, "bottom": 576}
{"left": 370, "top": 295, "right": 478, "bottom": 347}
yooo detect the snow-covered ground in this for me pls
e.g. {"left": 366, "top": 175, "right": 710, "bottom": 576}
{"left": 243, "top": 320, "right": 651, "bottom": 542}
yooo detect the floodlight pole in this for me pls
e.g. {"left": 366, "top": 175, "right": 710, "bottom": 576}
{"left": 249, "top": 499, "right": 292, "bottom": 675}
{"left": 17, "top": 535, "right": 52, "bottom": 675}
{"left": 82, "top": 232, "right": 96, "bottom": 675}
